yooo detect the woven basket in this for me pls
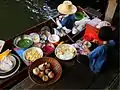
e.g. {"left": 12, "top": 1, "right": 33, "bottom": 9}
{"left": 28, "top": 57, "right": 62, "bottom": 86}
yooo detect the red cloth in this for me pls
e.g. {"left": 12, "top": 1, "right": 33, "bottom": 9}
{"left": 83, "top": 24, "right": 103, "bottom": 44}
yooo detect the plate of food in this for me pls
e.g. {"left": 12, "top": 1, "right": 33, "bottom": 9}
{"left": 13, "top": 35, "right": 33, "bottom": 49}
{"left": 28, "top": 57, "right": 62, "bottom": 86}
{"left": 0, "top": 54, "right": 16, "bottom": 73}
{"left": 23, "top": 47, "right": 43, "bottom": 63}
{"left": 55, "top": 44, "right": 77, "bottom": 60}
{"left": 0, "top": 54, "right": 21, "bottom": 78}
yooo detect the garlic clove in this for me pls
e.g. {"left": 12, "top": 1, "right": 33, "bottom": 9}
{"left": 48, "top": 71, "right": 54, "bottom": 79}
{"left": 33, "top": 67, "right": 40, "bottom": 75}
{"left": 38, "top": 64, "right": 45, "bottom": 71}
{"left": 42, "top": 75, "right": 49, "bottom": 82}
{"left": 38, "top": 71, "right": 44, "bottom": 78}
{"left": 45, "top": 69, "right": 51, "bottom": 74}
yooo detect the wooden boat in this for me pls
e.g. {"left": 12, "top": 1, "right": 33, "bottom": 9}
{"left": 0, "top": 6, "right": 112, "bottom": 89}
{"left": 0, "top": 10, "right": 86, "bottom": 88}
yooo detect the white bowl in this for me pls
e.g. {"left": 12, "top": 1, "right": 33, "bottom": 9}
{"left": 23, "top": 47, "right": 43, "bottom": 62}
{"left": 48, "top": 34, "right": 60, "bottom": 43}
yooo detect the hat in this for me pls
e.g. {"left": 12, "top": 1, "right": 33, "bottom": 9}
{"left": 57, "top": 1, "right": 77, "bottom": 15}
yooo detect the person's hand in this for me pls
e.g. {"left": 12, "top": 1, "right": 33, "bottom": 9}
{"left": 92, "top": 39, "right": 98, "bottom": 44}
{"left": 56, "top": 18, "right": 62, "bottom": 28}
{"left": 58, "top": 15, "right": 63, "bottom": 20}
{"left": 83, "top": 44, "right": 91, "bottom": 54}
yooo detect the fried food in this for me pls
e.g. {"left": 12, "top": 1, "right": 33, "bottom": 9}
{"left": 25, "top": 48, "right": 41, "bottom": 62}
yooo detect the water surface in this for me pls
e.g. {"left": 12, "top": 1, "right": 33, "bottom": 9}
{"left": 0, "top": 0, "right": 38, "bottom": 40}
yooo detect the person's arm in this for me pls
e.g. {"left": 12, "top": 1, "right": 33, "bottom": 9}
{"left": 87, "top": 46, "right": 102, "bottom": 60}
{"left": 56, "top": 18, "right": 62, "bottom": 28}
{"left": 56, "top": 15, "right": 70, "bottom": 28}
{"left": 88, "top": 45, "right": 106, "bottom": 62}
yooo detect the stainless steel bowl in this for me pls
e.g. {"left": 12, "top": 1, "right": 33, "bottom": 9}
{"left": 13, "top": 35, "right": 33, "bottom": 48}
{"left": 55, "top": 44, "right": 77, "bottom": 60}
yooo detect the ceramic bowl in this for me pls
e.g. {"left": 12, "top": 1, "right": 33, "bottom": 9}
{"left": 48, "top": 34, "right": 60, "bottom": 44}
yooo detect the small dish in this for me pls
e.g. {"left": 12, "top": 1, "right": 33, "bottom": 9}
{"left": 29, "top": 33, "right": 40, "bottom": 43}
{"left": 48, "top": 34, "right": 60, "bottom": 44}
{"left": 83, "top": 41, "right": 92, "bottom": 48}
{"left": 13, "top": 35, "right": 33, "bottom": 49}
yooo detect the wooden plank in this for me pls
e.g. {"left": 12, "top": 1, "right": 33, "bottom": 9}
{"left": 104, "top": 0, "right": 118, "bottom": 22}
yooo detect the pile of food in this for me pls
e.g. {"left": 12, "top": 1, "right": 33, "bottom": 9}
{"left": 32, "top": 62, "right": 55, "bottom": 82}
{"left": 55, "top": 44, "right": 77, "bottom": 60}
{"left": 24, "top": 47, "right": 43, "bottom": 62}
{"left": 42, "top": 43, "right": 55, "bottom": 55}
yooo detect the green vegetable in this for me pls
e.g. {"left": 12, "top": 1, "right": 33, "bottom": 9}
{"left": 17, "top": 39, "right": 33, "bottom": 48}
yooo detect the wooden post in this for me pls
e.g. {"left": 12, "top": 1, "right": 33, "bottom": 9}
{"left": 104, "top": 0, "right": 118, "bottom": 22}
